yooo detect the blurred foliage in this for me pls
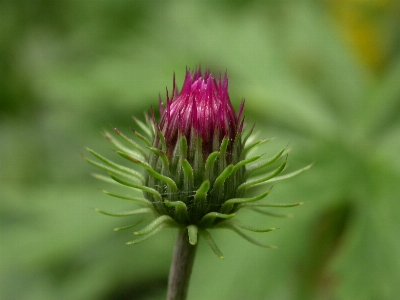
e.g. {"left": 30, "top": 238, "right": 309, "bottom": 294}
{"left": 1, "top": 1, "right": 400, "bottom": 299}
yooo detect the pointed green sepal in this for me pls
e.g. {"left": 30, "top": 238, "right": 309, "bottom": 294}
{"left": 104, "top": 130, "right": 144, "bottom": 159}
{"left": 85, "top": 157, "right": 143, "bottom": 184}
{"left": 91, "top": 173, "right": 116, "bottom": 184}
{"left": 221, "top": 188, "right": 272, "bottom": 214}
{"left": 109, "top": 128, "right": 148, "bottom": 159}
{"left": 222, "top": 220, "right": 277, "bottom": 233}
{"left": 204, "top": 151, "right": 219, "bottom": 179}
{"left": 134, "top": 215, "right": 176, "bottom": 235}
{"left": 157, "top": 130, "right": 167, "bottom": 152}
{"left": 238, "top": 201, "right": 304, "bottom": 209}
{"left": 100, "top": 190, "right": 154, "bottom": 207}
{"left": 199, "top": 229, "right": 224, "bottom": 260}
{"left": 126, "top": 221, "right": 171, "bottom": 245}
{"left": 114, "top": 220, "right": 145, "bottom": 231}
{"left": 193, "top": 180, "right": 210, "bottom": 216}
{"left": 192, "top": 137, "right": 203, "bottom": 181}
{"left": 264, "top": 163, "right": 313, "bottom": 183}
{"left": 241, "top": 138, "right": 271, "bottom": 159}
{"left": 108, "top": 173, "right": 162, "bottom": 202}
{"left": 242, "top": 124, "right": 255, "bottom": 146}
{"left": 232, "top": 131, "right": 242, "bottom": 150}
{"left": 85, "top": 148, "right": 144, "bottom": 183}
{"left": 232, "top": 155, "right": 261, "bottom": 174}
{"left": 187, "top": 225, "right": 198, "bottom": 245}
{"left": 95, "top": 207, "right": 152, "bottom": 217}
{"left": 179, "top": 136, "right": 188, "bottom": 160}
{"left": 133, "top": 116, "right": 153, "bottom": 139}
{"left": 164, "top": 200, "right": 190, "bottom": 223}
{"left": 220, "top": 223, "right": 277, "bottom": 248}
{"left": 213, "top": 164, "right": 234, "bottom": 189}
{"left": 199, "top": 212, "right": 236, "bottom": 227}
{"left": 181, "top": 159, "right": 194, "bottom": 192}
{"left": 243, "top": 207, "right": 294, "bottom": 218}
{"left": 246, "top": 147, "right": 286, "bottom": 175}
{"left": 194, "top": 180, "right": 210, "bottom": 202}
{"left": 132, "top": 128, "right": 152, "bottom": 147}
{"left": 237, "top": 156, "right": 287, "bottom": 193}
{"left": 148, "top": 147, "right": 170, "bottom": 170}
{"left": 117, "top": 151, "right": 178, "bottom": 192}
{"left": 219, "top": 137, "right": 229, "bottom": 160}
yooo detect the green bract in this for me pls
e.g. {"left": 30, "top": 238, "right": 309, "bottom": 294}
{"left": 85, "top": 69, "right": 311, "bottom": 259}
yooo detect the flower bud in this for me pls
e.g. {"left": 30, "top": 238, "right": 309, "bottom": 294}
{"left": 147, "top": 69, "right": 246, "bottom": 226}
{"left": 158, "top": 69, "right": 241, "bottom": 161}
{"left": 85, "top": 68, "right": 310, "bottom": 259}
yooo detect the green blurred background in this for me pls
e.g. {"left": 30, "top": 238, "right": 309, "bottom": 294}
{"left": 1, "top": 1, "right": 400, "bottom": 299}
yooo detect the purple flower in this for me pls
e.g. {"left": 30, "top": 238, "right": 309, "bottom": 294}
{"left": 157, "top": 69, "right": 244, "bottom": 161}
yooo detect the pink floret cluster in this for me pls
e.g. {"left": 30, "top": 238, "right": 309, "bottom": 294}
{"left": 158, "top": 68, "right": 244, "bottom": 158}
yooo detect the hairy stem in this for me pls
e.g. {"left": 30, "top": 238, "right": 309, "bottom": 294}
{"left": 167, "top": 228, "right": 198, "bottom": 300}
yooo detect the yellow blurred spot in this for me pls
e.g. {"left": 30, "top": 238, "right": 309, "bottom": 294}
{"left": 329, "top": 0, "right": 392, "bottom": 72}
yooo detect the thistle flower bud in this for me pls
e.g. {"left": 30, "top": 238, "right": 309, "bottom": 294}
{"left": 147, "top": 69, "right": 245, "bottom": 226}
{"left": 158, "top": 69, "right": 241, "bottom": 161}
{"left": 85, "top": 68, "right": 311, "bottom": 259}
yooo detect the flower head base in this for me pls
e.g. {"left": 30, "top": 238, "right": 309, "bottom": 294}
{"left": 85, "top": 68, "right": 311, "bottom": 259}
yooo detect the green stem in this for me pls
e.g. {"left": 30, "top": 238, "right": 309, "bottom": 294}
{"left": 167, "top": 228, "right": 198, "bottom": 300}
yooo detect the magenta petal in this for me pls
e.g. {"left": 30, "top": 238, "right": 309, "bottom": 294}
{"left": 157, "top": 68, "right": 244, "bottom": 158}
